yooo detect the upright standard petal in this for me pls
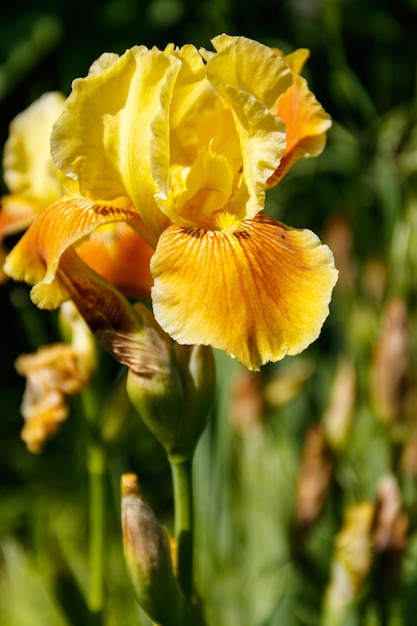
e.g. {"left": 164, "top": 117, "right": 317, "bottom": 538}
{"left": 151, "top": 214, "right": 338, "bottom": 370}
{"left": 209, "top": 35, "right": 292, "bottom": 110}
{"left": 172, "top": 144, "right": 235, "bottom": 227}
{"left": 51, "top": 47, "right": 181, "bottom": 243}
{"left": 206, "top": 38, "right": 289, "bottom": 219}
{"left": 162, "top": 43, "right": 216, "bottom": 166}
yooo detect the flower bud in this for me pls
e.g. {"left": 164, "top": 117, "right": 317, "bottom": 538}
{"left": 127, "top": 329, "right": 215, "bottom": 462}
{"left": 126, "top": 357, "right": 184, "bottom": 458}
{"left": 121, "top": 473, "right": 191, "bottom": 626}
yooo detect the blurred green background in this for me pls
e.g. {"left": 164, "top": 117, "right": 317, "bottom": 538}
{"left": 1, "top": 1, "right": 417, "bottom": 625}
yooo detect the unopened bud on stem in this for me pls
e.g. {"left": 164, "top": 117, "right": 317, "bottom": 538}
{"left": 127, "top": 335, "right": 215, "bottom": 463}
{"left": 121, "top": 473, "right": 191, "bottom": 626}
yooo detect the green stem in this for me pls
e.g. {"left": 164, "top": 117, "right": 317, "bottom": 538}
{"left": 171, "top": 458, "right": 194, "bottom": 602}
{"left": 82, "top": 384, "right": 106, "bottom": 626}
{"left": 87, "top": 439, "right": 106, "bottom": 625}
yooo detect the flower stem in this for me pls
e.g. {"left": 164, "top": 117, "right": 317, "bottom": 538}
{"left": 87, "top": 439, "right": 106, "bottom": 625}
{"left": 171, "top": 457, "right": 194, "bottom": 602}
{"left": 83, "top": 384, "right": 106, "bottom": 626}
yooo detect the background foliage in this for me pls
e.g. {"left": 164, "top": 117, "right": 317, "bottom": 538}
{"left": 1, "top": 1, "right": 417, "bottom": 624}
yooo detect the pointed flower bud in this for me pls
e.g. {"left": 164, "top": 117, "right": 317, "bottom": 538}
{"left": 121, "top": 474, "right": 191, "bottom": 626}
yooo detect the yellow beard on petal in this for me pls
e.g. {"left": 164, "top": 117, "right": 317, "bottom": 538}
{"left": 211, "top": 211, "right": 242, "bottom": 233}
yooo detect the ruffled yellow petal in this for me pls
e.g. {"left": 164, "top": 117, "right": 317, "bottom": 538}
{"left": 210, "top": 35, "right": 292, "bottom": 110}
{"left": 154, "top": 45, "right": 243, "bottom": 227}
{"left": 206, "top": 38, "right": 289, "bottom": 220}
{"left": 51, "top": 47, "right": 180, "bottom": 242}
{"left": 3, "top": 92, "right": 65, "bottom": 206}
{"left": 151, "top": 214, "right": 338, "bottom": 371}
{"left": 268, "top": 74, "right": 331, "bottom": 187}
{"left": 4, "top": 196, "right": 141, "bottom": 308}
{"left": 163, "top": 44, "right": 216, "bottom": 165}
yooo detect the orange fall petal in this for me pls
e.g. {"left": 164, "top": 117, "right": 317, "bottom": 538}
{"left": 4, "top": 196, "right": 142, "bottom": 308}
{"left": 151, "top": 214, "right": 338, "bottom": 370}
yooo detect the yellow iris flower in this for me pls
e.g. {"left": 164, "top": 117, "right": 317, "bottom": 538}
{"left": 4, "top": 34, "right": 338, "bottom": 371}
{"left": 0, "top": 92, "right": 65, "bottom": 279}
{"left": 0, "top": 92, "right": 153, "bottom": 296}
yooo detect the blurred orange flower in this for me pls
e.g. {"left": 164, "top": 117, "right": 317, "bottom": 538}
{"left": 15, "top": 301, "right": 96, "bottom": 452}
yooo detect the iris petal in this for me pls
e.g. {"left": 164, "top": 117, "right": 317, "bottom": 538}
{"left": 151, "top": 214, "right": 338, "bottom": 370}
{"left": 4, "top": 196, "right": 142, "bottom": 308}
{"left": 268, "top": 74, "right": 331, "bottom": 187}
{"left": 209, "top": 34, "right": 292, "bottom": 110}
{"left": 76, "top": 222, "right": 154, "bottom": 298}
{"left": 3, "top": 92, "right": 65, "bottom": 206}
{"left": 206, "top": 40, "right": 289, "bottom": 219}
{"left": 0, "top": 195, "right": 39, "bottom": 238}
{"left": 172, "top": 144, "right": 234, "bottom": 227}
{"left": 51, "top": 47, "right": 181, "bottom": 241}
{"left": 0, "top": 197, "right": 40, "bottom": 282}
{"left": 163, "top": 44, "right": 216, "bottom": 166}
